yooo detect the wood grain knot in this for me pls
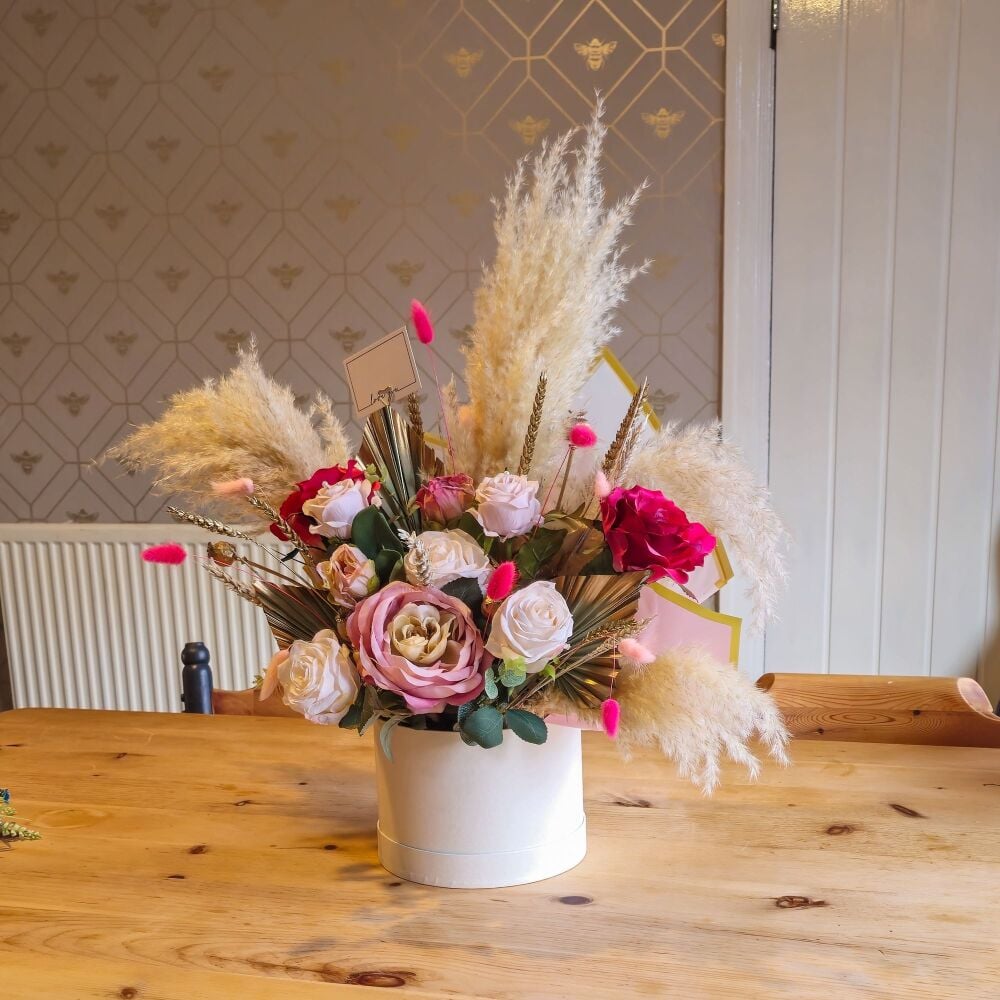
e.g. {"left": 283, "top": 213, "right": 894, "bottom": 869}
{"left": 557, "top": 895, "right": 593, "bottom": 906}
{"left": 234, "top": 799, "right": 253, "bottom": 807}
{"left": 2, "top": 743, "right": 25, "bottom": 748}
{"left": 119, "top": 989, "right": 138, "bottom": 999}
{"left": 613, "top": 796, "right": 651, "bottom": 808}
{"left": 323, "top": 843, "right": 339, "bottom": 851}
{"left": 188, "top": 844, "right": 208, "bottom": 854}
{"left": 345, "top": 971, "right": 410, "bottom": 988}
{"left": 889, "top": 803, "right": 926, "bottom": 818}
{"left": 114, "top": 752, "right": 129, "bottom": 759}
{"left": 166, "top": 874, "right": 185, "bottom": 880}
{"left": 774, "top": 895, "right": 828, "bottom": 909}
{"left": 825, "top": 824, "right": 854, "bottom": 836}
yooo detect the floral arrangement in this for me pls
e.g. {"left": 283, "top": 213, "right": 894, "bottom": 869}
{"left": 113, "top": 106, "right": 788, "bottom": 791}
{"left": 1, "top": 789, "right": 40, "bottom": 844}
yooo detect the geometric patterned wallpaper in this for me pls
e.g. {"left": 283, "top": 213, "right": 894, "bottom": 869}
{"left": 0, "top": 0, "right": 725, "bottom": 523}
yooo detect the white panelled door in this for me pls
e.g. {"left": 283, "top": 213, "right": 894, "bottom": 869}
{"left": 767, "top": 0, "right": 1000, "bottom": 694}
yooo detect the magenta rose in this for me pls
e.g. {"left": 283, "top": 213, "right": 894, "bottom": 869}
{"left": 347, "top": 581, "right": 487, "bottom": 714}
{"left": 413, "top": 473, "right": 475, "bottom": 524}
{"left": 600, "top": 485, "right": 716, "bottom": 584}
{"left": 273, "top": 460, "right": 368, "bottom": 546}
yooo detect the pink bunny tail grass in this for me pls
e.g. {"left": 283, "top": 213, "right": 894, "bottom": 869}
{"left": 211, "top": 477, "right": 254, "bottom": 497}
{"left": 594, "top": 469, "right": 612, "bottom": 500}
{"left": 601, "top": 698, "right": 621, "bottom": 740}
{"left": 486, "top": 561, "right": 518, "bottom": 602}
{"left": 410, "top": 299, "right": 435, "bottom": 345}
{"left": 568, "top": 422, "right": 597, "bottom": 449}
{"left": 619, "top": 638, "right": 655, "bottom": 665}
{"left": 141, "top": 543, "right": 187, "bottom": 565}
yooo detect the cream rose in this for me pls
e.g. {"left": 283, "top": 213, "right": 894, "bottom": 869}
{"left": 302, "top": 478, "right": 378, "bottom": 539}
{"left": 485, "top": 580, "right": 573, "bottom": 671}
{"left": 259, "top": 629, "right": 359, "bottom": 724}
{"left": 473, "top": 471, "right": 542, "bottom": 540}
{"left": 318, "top": 544, "right": 378, "bottom": 608}
{"left": 404, "top": 529, "right": 491, "bottom": 592}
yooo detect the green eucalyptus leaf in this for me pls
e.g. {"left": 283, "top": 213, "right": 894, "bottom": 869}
{"left": 498, "top": 658, "right": 527, "bottom": 688}
{"left": 506, "top": 709, "right": 548, "bottom": 745}
{"left": 483, "top": 666, "right": 499, "bottom": 700}
{"left": 461, "top": 705, "right": 504, "bottom": 749}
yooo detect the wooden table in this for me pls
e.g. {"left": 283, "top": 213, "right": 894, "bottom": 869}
{"left": 2, "top": 710, "right": 999, "bottom": 999}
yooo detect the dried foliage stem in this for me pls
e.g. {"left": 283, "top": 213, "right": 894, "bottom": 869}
{"left": 406, "top": 393, "right": 424, "bottom": 446}
{"left": 601, "top": 379, "right": 648, "bottom": 483}
{"left": 517, "top": 373, "right": 548, "bottom": 476}
{"left": 453, "top": 100, "right": 648, "bottom": 481}
{"left": 166, "top": 506, "right": 255, "bottom": 542}
{"left": 205, "top": 564, "right": 263, "bottom": 607}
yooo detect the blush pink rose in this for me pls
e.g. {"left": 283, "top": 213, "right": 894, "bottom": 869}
{"left": 413, "top": 473, "right": 475, "bottom": 524}
{"left": 347, "top": 581, "right": 487, "bottom": 714}
{"left": 600, "top": 485, "right": 716, "bottom": 584}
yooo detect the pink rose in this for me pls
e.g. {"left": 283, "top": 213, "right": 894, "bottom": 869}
{"left": 472, "top": 471, "right": 542, "bottom": 539}
{"left": 318, "top": 544, "right": 378, "bottom": 608}
{"left": 414, "top": 473, "right": 475, "bottom": 524}
{"left": 347, "top": 581, "right": 487, "bottom": 714}
{"left": 600, "top": 485, "right": 716, "bottom": 584}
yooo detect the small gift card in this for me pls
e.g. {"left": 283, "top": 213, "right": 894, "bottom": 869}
{"left": 343, "top": 326, "right": 422, "bottom": 417}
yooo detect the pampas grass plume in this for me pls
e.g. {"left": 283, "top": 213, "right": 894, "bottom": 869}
{"left": 141, "top": 543, "right": 187, "bottom": 565}
{"left": 486, "top": 561, "right": 518, "bottom": 602}
{"left": 594, "top": 469, "right": 612, "bottom": 499}
{"left": 410, "top": 299, "right": 435, "bottom": 345}
{"left": 212, "top": 477, "right": 254, "bottom": 497}
{"left": 601, "top": 698, "right": 621, "bottom": 739}
{"left": 569, "top": 423, "right": 597, "bottom": 448}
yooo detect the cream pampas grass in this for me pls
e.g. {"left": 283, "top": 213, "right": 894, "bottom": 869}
{"left": 538, "top": 646, "right": 789, "bottom": 794}
{"left": 626, "top": 421, "right": 788, "bottom": 627}
{"left": 108, "top": 347, "right": 350, "bottom": 524}
{"left": 454, "top": 100, "right": 648, "bottom": 482}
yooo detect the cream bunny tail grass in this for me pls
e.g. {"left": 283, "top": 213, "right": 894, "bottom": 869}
{"left": 107, "top": 345, "right": 351, "bottom": 524}
{"left": 625, "top": 421, "right": 788, "bottom": 628}
{"left": 455, "top": 99, "right": 648, "bottom": 482}
{"left": 537, "top": 645, "right": 789, "bottom": 794}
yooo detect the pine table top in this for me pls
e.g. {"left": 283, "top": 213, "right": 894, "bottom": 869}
{"left": 2, "top": 708, "right": 999, "bottom": 999}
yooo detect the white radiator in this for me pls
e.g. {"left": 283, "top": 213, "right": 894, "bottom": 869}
{"left": 0, "top": 524, "right": 279, "bottom": 712}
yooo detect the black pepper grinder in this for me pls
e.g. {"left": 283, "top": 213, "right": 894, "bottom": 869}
{"left": 180, "top": 642, "right": 214, "bottom": 714}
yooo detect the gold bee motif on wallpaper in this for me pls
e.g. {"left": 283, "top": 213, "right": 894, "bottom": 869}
{"left": 445, "top": 48, "right": 483, "bottom": 78}
{"left": 269, "top": 263, "right": 302, "bottom": 289}
{"left": 58, "top": 392, "right": 89, "bottom": 417}
{"left": 321, "top": 58, "right": 353, "bottom": 85}
{"left": 147, "top": 136, "right": 179, "bottom": 163}
{"left": 23, "top": 7, "right": 56, "bottom": 37}
{"left": 326, "top": 195, "right": 360, "bottom": 222}
{"left": 263, "top": 130, "right": 297, "bottom": 158}
{"left": 332, "top": 326, "right": 365, "bottom": 352}
{"left": 135, "top": 0, "right": 171, "bottom": 29}
{"left": 573, "top": 39, "right": 617, "bottom": 71}
{"left": 207, "top": 200, "right": 242, "bottom": 224}
{"left": 0, "top": 209, "right": 20, "bottom": 234}
{"left": 387, "top": 260, "right": 423, "bottom": 287}
{"left": 2, "top": 333, "right": 30, "bottom": 357}
{"left": 11, "top": 451, "right": 42, "bottom": 474}
{"left": 95, "top": 205, "right": 128, "bottom": 231}
{"left": 510, "top": 116, "right": 549, "bottom": 146}
{"left": 67, "top": 509, "right": 99, "bottom": 523}
{"left": 199, "top": 65, "right": 234, "bottom": 92}
{"left": 85, "top": 73, "right": 118, "bottom": 100}
{"left": 36, "top": 142, "right": 67, "bottom": 168}
{"left": 47, "top": 271, "right": 78, "bottom": 295}
{"left": 156, "top": 266, "right": 188, "bottom": 292}
{"left": 641, "top": 108, "right": 686, "bottom": 140}
{"left": 648, "top": 388, "right": 680, "bottom": 418}
{"left": 384, "top": 124, "right": 418, "bottom": 153}
{"left": 216, "top": 329, "right": 249, "bottom": 355}
{"left": 105, "top": 330, "right": 136, "bottom": 356}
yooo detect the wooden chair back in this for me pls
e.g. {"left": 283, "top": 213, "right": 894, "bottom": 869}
{"left": 757, "top": 673, "right": 1000, "bottom": 748}
{"left": 211, "top": 686, "right": 299, "bottom": 718}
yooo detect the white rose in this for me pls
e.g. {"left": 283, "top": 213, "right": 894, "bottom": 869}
{"left": 318, "top": 544, "right": 378, "bottom": 607}
{"left": 302, "top": 478, "right": 378, "bottom": 539}
{"left": 404, "top": 529, "right": 491, "bottom": 592}
{"left": 473, "top": 471, "right": 542, "bottom": 540}
{"left": 274, "top": 628, "right": 359, "bottom": 724}
{"left": 485, "top": 580, "right": 573, "bottom": 672}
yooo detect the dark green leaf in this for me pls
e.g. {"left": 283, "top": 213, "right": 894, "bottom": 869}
{"left": 338, "top": 687, "right": 365, "bottom": 730}
{"left": 581, "top": 545, "right": 615, "bottom": 575}
{"left": 351, "top": 506, "right": 404, "bottom": 560}
{"left": 460, "top": 705, "right": 504, "bottom": 749}
{"left": 506, "top": 709, "right": 548, "bottom": 745}
{"left": 514, "top": 527, "right": 567, "bottom": 579}
{"left": 440, "top": 576, "right": 483, "bottom": 617}
{"left": 373, "top": 550, "right": 400, "bottom": 586}
{"left": 456, "top": 512, "right": 486, "bottom": 544}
